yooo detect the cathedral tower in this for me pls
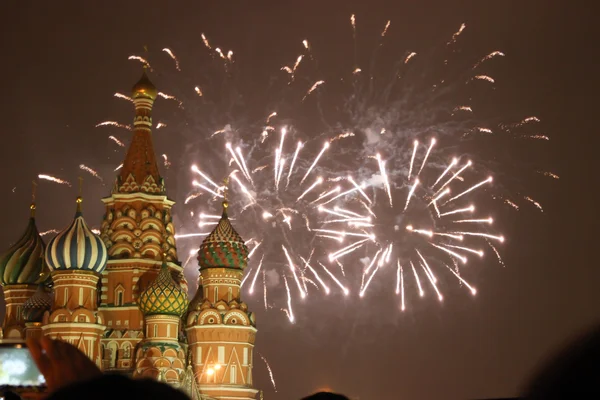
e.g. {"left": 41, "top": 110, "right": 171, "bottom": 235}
{"left": 0, "top": 200, "right": 48, "bottom": 341}
{"left": 134, "top": 259, "right": 188, "bottom": 383}
{"left": 186, "top": 197, "right": 258, "bottom": 400}
{"left": 42, "top": 196, "right": 107, "bottom": 367}
{"left": 99, "top": 70, "right": 183, "bottom": 372}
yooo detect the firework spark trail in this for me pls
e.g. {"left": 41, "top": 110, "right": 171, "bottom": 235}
{"left": 40, "top": 229, "right": 59, "bottom": 237}
{"left": 191, "top": 165, "right": 221, "bottom": 190}
{"left": 300, "top": 256, "right": 330, "bottom": 294}
{"left": 527, "top": 134, "right": 550, "bottom": 140}
{"left": 350, "top": 14, "right": 356, "bottom": 33}
{"left": 201, "top": 33, "right": 211, "bottom": 49}
{"left": 524, "top": 196, "right": 543, "bottom": 211}
{"left": 114, "top": 93, "right": 133, "bottom": 103}
{"left": 376, "top": 154, "right": 392, "bottom": 206}
{"left": 404, "top": 52, "right": 417, "bottom": 64}
{"left": 360, "top": 252, "right": 383, "bottom": 297}
{"left": 184, "top": 193, "right": 202, "bottom": 204}
{"left": 156, "top": 122, "right": 167, "bottom": 129}
{"left": 447, "top": 23, "right": 466, "bottom": 46}
{"left": 302, "top": 80, "right": 325, "bottom": 101}
{"left": 453, "top": 217, "right": 493, "bottom": 224}
{"left": 443, "top": 244, "right": 484, "bottom": 257}
{"left": 317, "top": 261, "right": 349, "bottom": 295}
{"left": 258, "top": 353, "right": 277, "bottom": 392}
{"left": 108, "top": 136, "right": 125, "bottom": 147}
{"left": 380, "top": 20, "right": 391, "bottom": 37}
{"left": 297, "top": 177, "right": 323, "bottom": 201}
{"left": 249, "top": 255, "right": 264, "bottom": 294}
{"left": 282, "top": 276, "right": 294, "bottom": 323}
{"left": 446, "top": 177, "right": 493, "bottom": 203}
{"left": 417, "top": 138, "right": 436, "bottom": 178}
{"left": 453, "top": 106, "right": 473, "bottom": 113}
{"left": 444, "top": 263, "right": 477, "bottom": 294}
{"left": 330, "top": 132, "right": 355, "bottom": 143}
{"left": 162, "top": 48, "right": 181, "bottom": 71}
{"left": 432, "top": 158, "right": 458, "bottom": 188}
{"left": 282, "top": 245, "right": 306, "bottom": 299}
{"left": 472, "top": 75, "right": 495, "bottom": 84}
{"left": 418, "top": 258, "right": 443, "bottom": 301}
{"left": 410, "top": 261, "right": 424, "bottom": 297}
{"left": 38, "top": 175, "right": 71, "bottom": 186}
{"left": 486, "top": 239, "right": 506, "bottom": 267}
{"left": 537, "top": 171, "right": 559, "bottom": 179}
{"left": 436, "top": 160, "right": 472, "bottom": 194}
{"left": 114, "top": 164, "right": 123, "bottom": 171}
{"left": 472, "top": 51, "right": 505, "bottom": 69}
{"left": 96, "top": 121, "right": 132, "bottom": 131}
{"left": 157, "top": 92, "right": 184, "bottom": 108}
{"left": 192, "top": 181, "right": 223, "bottom": 198}
{"left": 403, "top": 179, "right": 419, "bottom": 211}
{"left": 398, "top": 262, "right": 405, "bottom": 310}
{"left": 347, "top": 176, "right": 372, "bottom": 204}
{"left": 162, "top": 154, "right": 171, "bottom": 168}
{"left": 194, "top": 86, "right": 203, "bottom": 96}
{"left": 451, "top": 232, "right": 504, "bottom": 242}
{"left": 79, "top": 164, "right": 103, "bottom": 182}
{"left": 128, "top": 55, "right": 152, "bottom": 70}
{"left": 262, "top": 270, "right": 267, "bottom": 309}
{"left": 430, "top": 242, "right": 468, "bottom": 264}
{"left": 407, "top": 140, "right": 419, "bottom": 181}
{"left": 286, "top": 141, "right": 303, "bottom": 189}
{"left": 299, "top": 142, "right": 329, "bottom": 185}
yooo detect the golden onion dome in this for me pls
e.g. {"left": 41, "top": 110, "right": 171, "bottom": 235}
{"left": 139, "top": 262, "right": 188, "bottom": 317}
{"left": 132, "top": 70, "right": 157, "bottom": 100}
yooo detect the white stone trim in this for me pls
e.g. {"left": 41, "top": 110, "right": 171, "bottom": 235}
{"left": 102, "top": 193, "right": 175, "bottom": 206}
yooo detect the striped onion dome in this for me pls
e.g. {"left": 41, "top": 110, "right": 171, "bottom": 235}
{"left": 45, "top": 197, "right": 107, "bottom": 274}
{"left": 0, "top": 204, "right": 48, "bottom": 286}
{"left": 22, "top": 284, "right": 53, "bottom": 323}
{"left": 198, "top": 200, "right": 248, "bottom": 270}
{"left": 139, "top": 261, "right": 188, "bottom": 317}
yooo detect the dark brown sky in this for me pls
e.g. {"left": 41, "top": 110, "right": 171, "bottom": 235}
{"left": 0, "top": 1, "right": 597, "bottom": 399}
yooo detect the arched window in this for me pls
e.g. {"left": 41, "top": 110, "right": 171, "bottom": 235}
{"left": 214, "top": 287, "right": 218, "bottom": 303}
{"left": 108, "top": 342, "right": 118, "bottom": 368}
{"left": 153, "top": 324, "right": 158, "bottom": 337}
{"left": 79, "top": 288, "right": 84, "bottom": 306}
{"left": 228, "top": 287, "right": 232, "bottom": 302}
{"left": 115, "top": 285, "right": 124, "bottom": 306}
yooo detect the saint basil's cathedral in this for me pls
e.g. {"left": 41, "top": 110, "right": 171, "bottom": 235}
{"left": 0, "top": 71, "right": 259, "bottom": 400}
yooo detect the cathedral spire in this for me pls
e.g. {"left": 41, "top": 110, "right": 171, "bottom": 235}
{"left": 116, "top": 64, "right": 163, "bottom": 194}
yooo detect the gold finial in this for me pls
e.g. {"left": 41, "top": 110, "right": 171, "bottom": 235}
{"left": 76, "top": 177, "right": 83, "bottom": 213}
{"left": 143, "top": 45, "right": 149, "bottom": 70}
{"left": 30, "top": 180, "right": 37, "bottom": 217}
{"left": 222, "top": 177, "right": 229, "bottom": 215}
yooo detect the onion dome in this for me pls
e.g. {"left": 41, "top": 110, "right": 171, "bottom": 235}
{"left": 22, "top": 284, "right": 52, "bottom": 323}
{"left": 0, "top": 204, "right": 48, "bottom": 286}
{"left": 132, "top": 70, "right": 157, "bottom": 100}
{"left": 198, "top": 200, "right": 248, "bottom": 270}
{"left": 45, "top": 197, "right": 107, "bottom": 274}
{"left": 139, "top": 261, "right": 188, "bottom": 317}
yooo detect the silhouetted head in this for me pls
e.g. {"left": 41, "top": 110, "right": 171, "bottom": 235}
{"left": 302, "top": 392, "right": 350, "bottom": 400}
{"left": 525, "top": 323, "right": 600, "bottom": 399}
{"left": 46, "top": 374, "right": 190, "bottom": 400}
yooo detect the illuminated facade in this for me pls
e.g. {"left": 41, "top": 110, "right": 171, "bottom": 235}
{"left": 0, "top": 71, "right": 258, "bottom": 400}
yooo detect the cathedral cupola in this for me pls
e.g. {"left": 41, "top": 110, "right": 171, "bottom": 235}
{"left": 139, "top": 261, "right": 188, "bottom": 317}
{"left": 45, "top": 196, "right": 107, "bottom": 274}
{"left": 22, "top": 284, "right": 52, "bottom": 323}
{"left": 197, "top": 198, "right": 249, "bottom": 270}
{"left": 0, "top": 202, "right": 47, "bottom": 286}
{"left": 132, "top": 69, "right": 158, "bottom": 101}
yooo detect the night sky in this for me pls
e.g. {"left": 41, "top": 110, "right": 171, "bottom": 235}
{"left": 0, "top": 1, "right": 597, "bottom": 399}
